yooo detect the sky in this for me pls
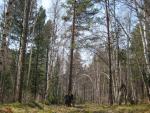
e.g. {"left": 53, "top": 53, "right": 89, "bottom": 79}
{"left": 0, "top": 0, "right": 3, "bottom": 13}
{"left": 41, "top": 0, "right": 51, "bottom": 14}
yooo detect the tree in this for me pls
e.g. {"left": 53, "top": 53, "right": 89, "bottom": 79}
{"left": 63, "top": 0, "right": 98, "bottom": 106}
{"left": 0, "top": 0, "right": 15, "bottom": 103}
{"left": 133, "top": 0, "right": 150, "bottom": 101}
{"left": 32, "top": 7, "right": 46, "bottom": 100}
{"left": 44, "top": 20, "right": 52, "bottom": 100}
{"left": 130, "top": 25, "right": 146, "bottom": 102}
{"left": 48, "top": 56, "right": 62, "bottom": 104}
{"left": 15, "top": 0, "right": 31, "bottom": 103}
{"left": 45, "top": 0, "right": 62, "bottom": 101}
{"left": 105, "top": 0, "right": 113, "bottom": 105}
{"left": 68, "top": 0, "right": 76, "bottom": 106}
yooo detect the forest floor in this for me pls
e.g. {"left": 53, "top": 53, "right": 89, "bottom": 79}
{"left": 0, "top": 102, "right": 150, "bottom": 113}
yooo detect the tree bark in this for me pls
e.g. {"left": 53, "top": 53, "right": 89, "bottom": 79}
{"left": 34, "top": 47, "right": 39, "bottom": 100}
{"left": 68, "top": 0, "right": 76, "bottom": 96}
{"left": 15, "top": 0, "right": 31, "bottom": 103}
{"left": 105, "top": 0, "right": 113, "bottom": 105}
{"left": 0, "top": 0, "right": 15, "bottom": 103}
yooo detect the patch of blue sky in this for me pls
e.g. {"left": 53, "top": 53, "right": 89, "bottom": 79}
{"left": 0, "top": 0, "right": 4, "bottom": 14}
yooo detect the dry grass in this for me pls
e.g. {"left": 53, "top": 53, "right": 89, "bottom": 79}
{"left": 0, "top": 103, "right": 150, "bottom": 113}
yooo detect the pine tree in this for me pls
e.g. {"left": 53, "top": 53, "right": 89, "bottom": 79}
{"left": 16, "top": 0, "right": 31, "bottom": 103}
{"left": 63, "top": 0, "right": 98, "bottom": 106}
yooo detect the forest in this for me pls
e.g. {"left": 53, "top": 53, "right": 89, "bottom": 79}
{"left": 0, "top": 0, "right": 150, "bottom": 113}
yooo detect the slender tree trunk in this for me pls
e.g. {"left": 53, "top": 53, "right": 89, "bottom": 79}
{"left": 45, "top": 1, "right": 60, "bottom": 94}
{"left": 15, "top": 0, "right": 31, "bottom": 103}
{"left": 143, "top": 0, "right": 150, "bottom": 100}
{"left": 45, "top": 46, "right": 49, "bottom": 99}
{"left": 45, "top": 40, "right": 53, "bottom": 98}
{"left": 113, "top": 0, "right": 120, "bottom": 103}
{"left": 105, "top": 0, "right": 113, "bottom": 105}
{"left": 126, "top": 12, "right": 133, "bottom": 104}
{"left": 0, "top": 0, "right": 16, "bottom": 103}
{"left": 27, "top": 48, "right": 32, "bottom": 88}
{"left": 34, "top": 47, "right": 39, "bottom": 100}
{"left": 134, "top": 0, "right": 150, "bottom": 101}
{"left": 68, "top": 0, "right": 76, "bottom": 106}
{"left": 26, "top": 14, "right": 38, "bottom": 92}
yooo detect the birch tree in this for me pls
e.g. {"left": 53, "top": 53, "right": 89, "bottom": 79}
{"left": 133, "top": 0, "right": 150, "bottom": 101}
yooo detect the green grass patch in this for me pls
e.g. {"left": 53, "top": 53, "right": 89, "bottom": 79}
{"left": 0, "top": 103, "right": 149, "bottom": 113}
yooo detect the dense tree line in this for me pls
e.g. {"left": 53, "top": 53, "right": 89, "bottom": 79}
{"left": 0, "top": 0, "right": 150, "bottom": 106}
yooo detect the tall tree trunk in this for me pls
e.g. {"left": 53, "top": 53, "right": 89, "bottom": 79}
{"left": 0, "top": 0, "right": 15, "bottom": 103}
{"left": 45, "top": 0, "right": 59, "bottom": 97}
{"left": 126, "top": 11, "right": 133, "bottom": 104}
{"left": 67, "top": 0, "right": 76, "bottom": 106}
{"left": 143, "top": 0, "right": 150, "bottom": 100}
{"left": 45, "top": 46, "right": 49, "bottom": 99}
{"left": 26, "top": 14, "right": 38, "bottom": 92}
{"left": 105, "top": 0, "right": 113, "bottom": 105}
{"left": 15, "top": 0, "right": 31, "bottom": 103}
{"left": 34, "top": 46, "right": 39, "bottom": 100}
{"left": 68, "top": 0, "right": 76, "bottom": 97}
{"left": 113, "top": 0, "right": 120, "bottom": 103}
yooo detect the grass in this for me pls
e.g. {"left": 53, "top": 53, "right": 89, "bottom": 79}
{"left": 0, "top": 103, "right": 150, "bottom": 113}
